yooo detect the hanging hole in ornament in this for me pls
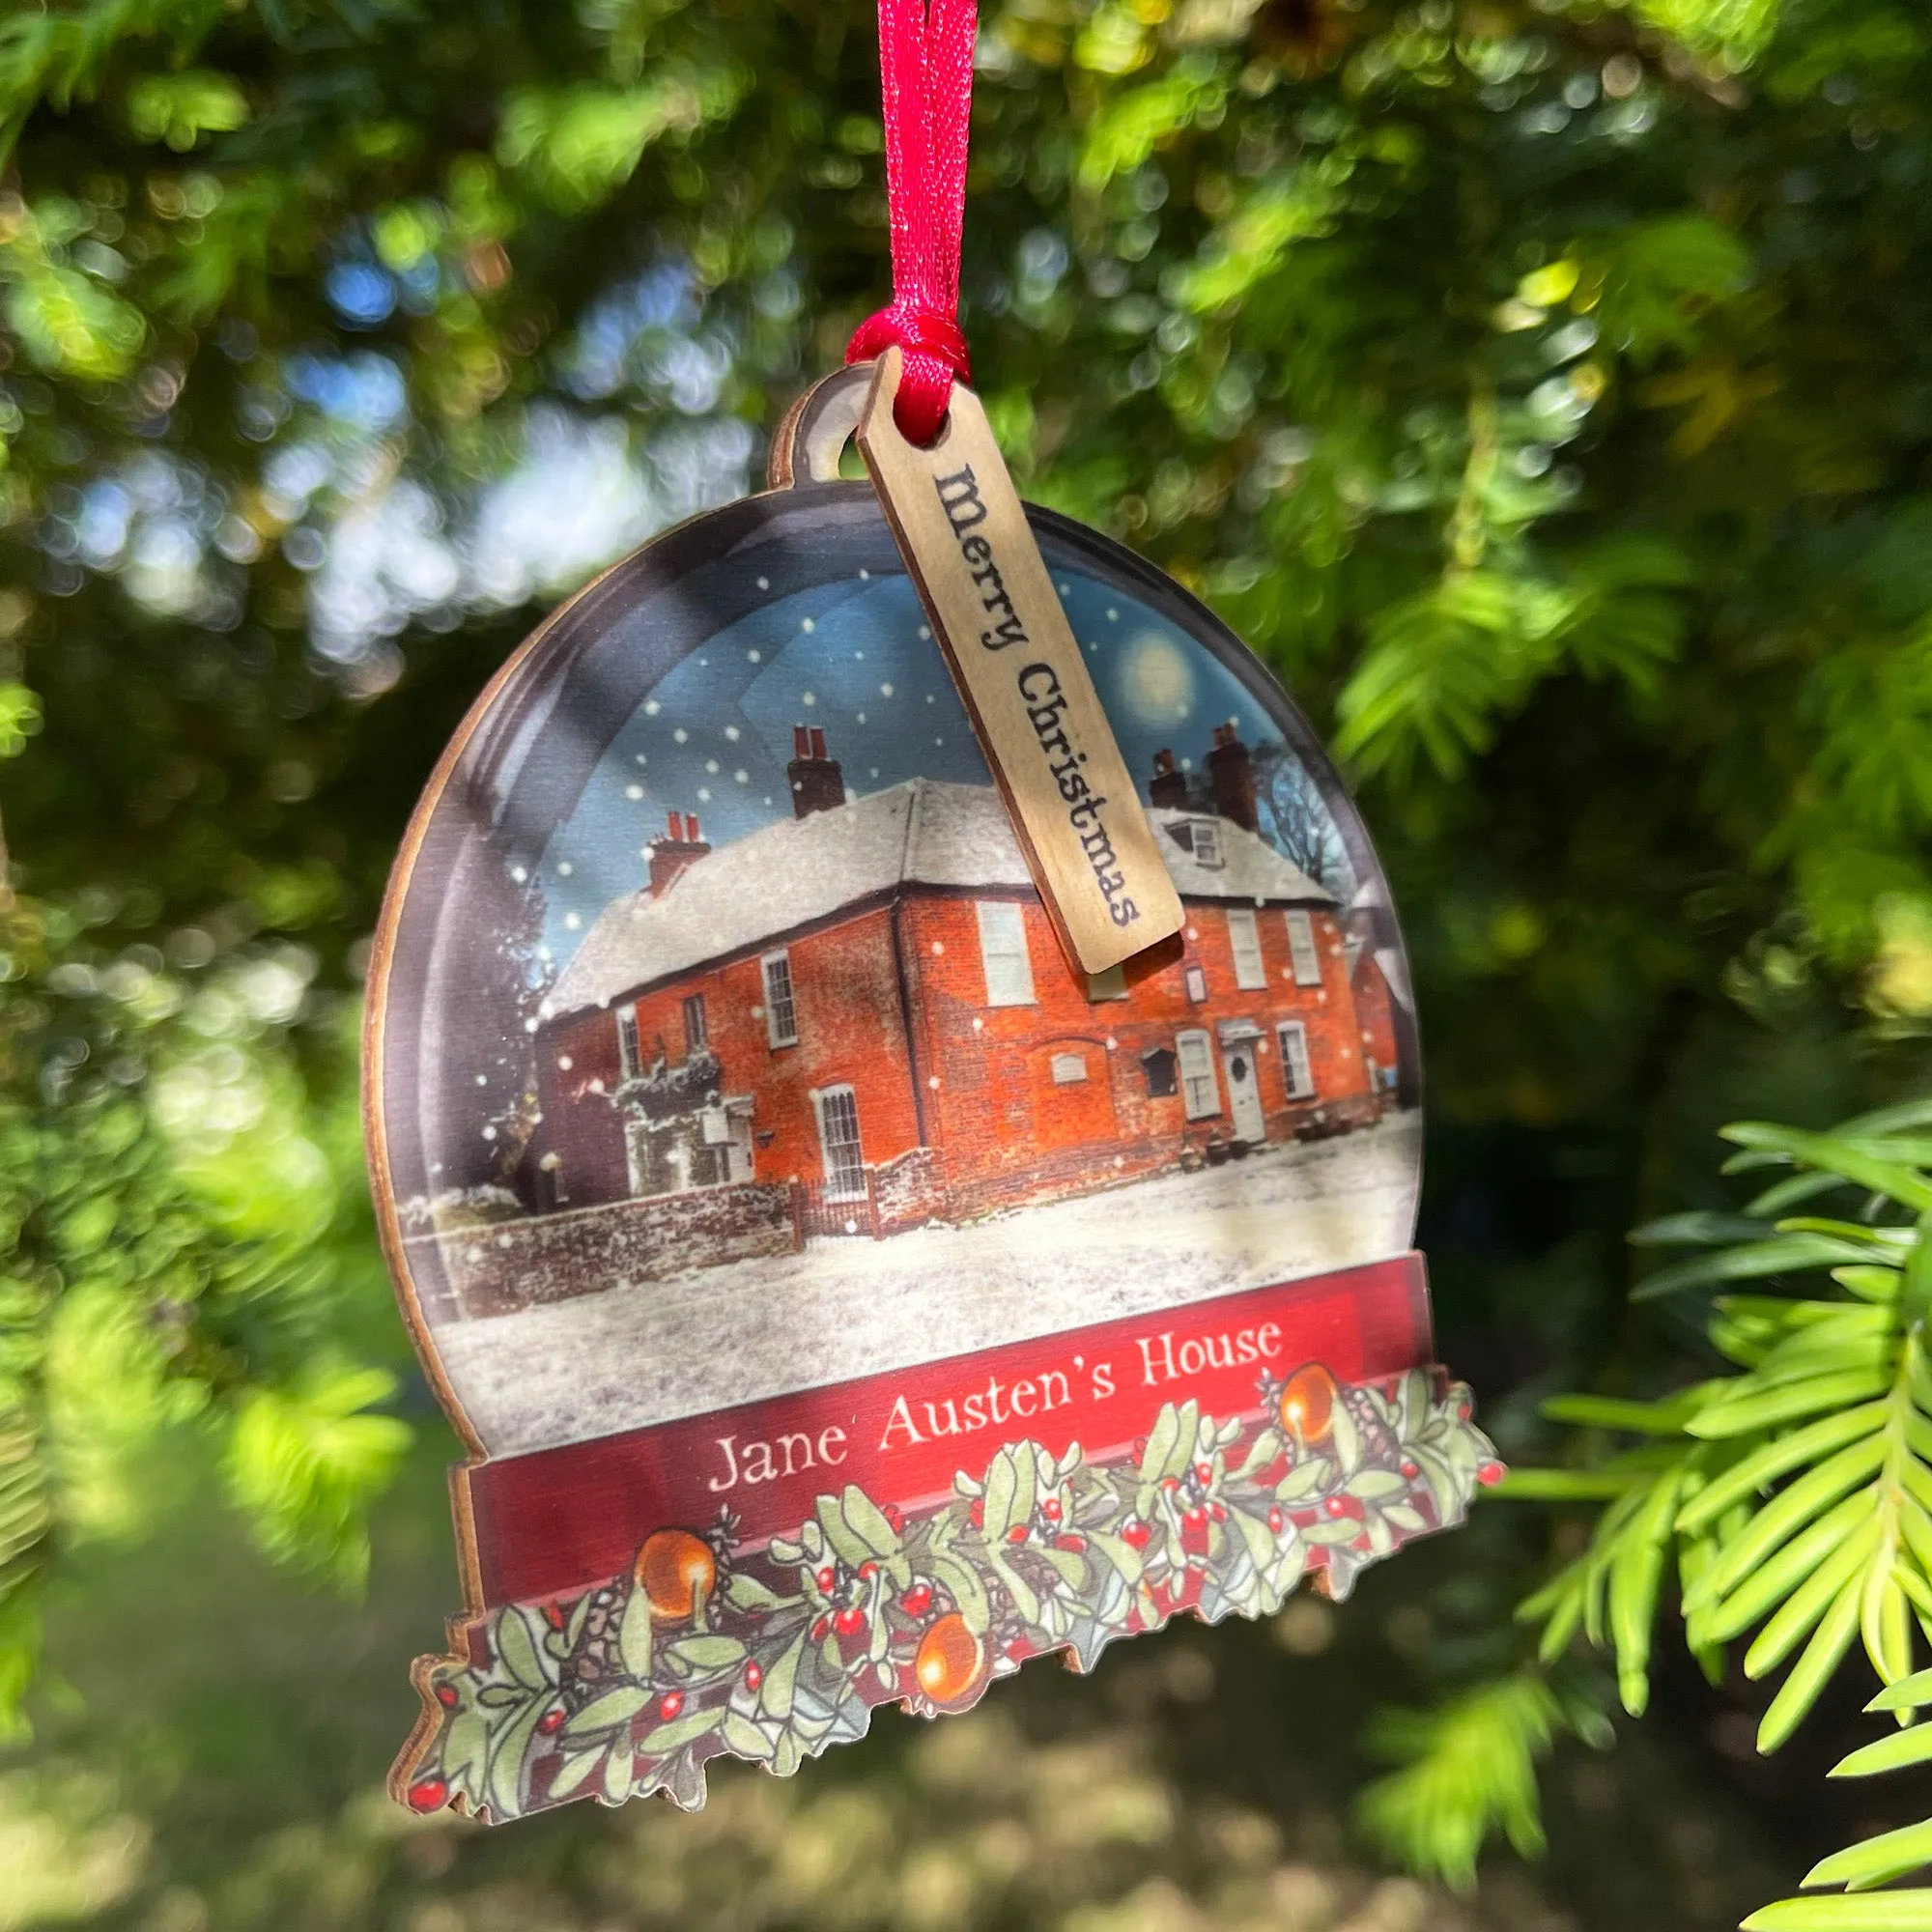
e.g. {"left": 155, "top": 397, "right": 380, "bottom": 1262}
{"left": 767, "top": 363, "right": 873, "bottom": 489}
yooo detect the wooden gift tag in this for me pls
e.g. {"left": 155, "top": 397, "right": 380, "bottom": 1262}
{"left": 856, "top": 348, "right": 1184, "bottom": 975}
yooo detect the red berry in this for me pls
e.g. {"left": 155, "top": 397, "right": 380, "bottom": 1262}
{"left": 815, "top": 1565, "right": 837, "bottom": 1592}
{"left": 1400, "top": 1460, "right": 1419, "bottom": 1480}
{"left": 1007, "top": 1523, "right": 1029, "bottom": 1545}
{"left": 407, "top": 1778, "right": 448, "bottom": 1813}
{"left": 1478, "top": 1461, "right": 1506, "bottom": 1488}
{"left": 834, "top": 1605, "right": 866, "bottom": 1636}
{"left": 1041, "top": 1496, "right": 1063, "bottom": 1522}
{"left": 744, "top": 1662, "right": 762, "bottom": 1691}
{"left": 1457, "top": 1402, "right": 1471, "bottom": 1422}
{"left": 901, "top": 1582, "right": 934, "bottom": 1618}
{"left": 1122, "top": 1518, "right": 1153, "bottom": 1550}
{"left": 1267, "top": 1507, "right": 1284, "bottom": 1533}
{"left": 1195, "top": 1462, "right": 1213, "bottom": 1484}
{"left": 539, "top": 1707, "right": 565, "bottom": 1734}
{"left": 1208, "top": 1502, "right": 1227, "bottom": 1522}
{"left": 858, "top": 1560, "right": 879, "bottom": 1580}
{"left": 1324, "top": 1496, "right": 1350, "bottom": 1519}
{"left": 659, "top": 1690, "right": 684, "bottom": 1719}
{"left": 883, "top": 1504, "right": 904, "bottom": 1532}
{"left": 811, "top": 1615, "right": 829, "bottom": 1640}
{"left": 1160, "top": 1475, "right": 1180, "bottom": 1493}
{"left": 1183, "top": 1505, "right": 1208, "bottom": 1529}
{"left": 1056, "top": 1533, "right": 1087, "bottom": 1552}
{"left": 542, "top": 1602, "right": 566, "bottom": 1629}
{"left": 435, "top": 1683, "right": 458, "bottom": 1708}
{"left": 969, "top": 1499, "right": 984, "bottom": 1529}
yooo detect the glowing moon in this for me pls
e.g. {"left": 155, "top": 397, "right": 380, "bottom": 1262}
{"left": 1120, "top": 632, "right": 1194, "bottom": 722}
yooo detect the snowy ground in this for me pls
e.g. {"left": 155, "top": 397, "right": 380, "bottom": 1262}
{"left": 438, "top": 1111, "right": 1422, "bottom": 1456}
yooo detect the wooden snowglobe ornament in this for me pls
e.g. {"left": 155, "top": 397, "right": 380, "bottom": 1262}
{"left": 367, "top": 355, "right": 1496, "bottom": 1822}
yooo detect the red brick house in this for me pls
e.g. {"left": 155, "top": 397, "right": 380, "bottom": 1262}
{"left": 519, "top": 729, "right": 1389, "bottom": 1229}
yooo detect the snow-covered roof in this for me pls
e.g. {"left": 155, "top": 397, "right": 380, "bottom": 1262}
{"left": 545, "top": 779, "right": 1331, "bottom": 1018}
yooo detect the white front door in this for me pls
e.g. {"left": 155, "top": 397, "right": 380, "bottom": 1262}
{"left": 1221, "top": 1041, "right": 1265, "bottom": 1143}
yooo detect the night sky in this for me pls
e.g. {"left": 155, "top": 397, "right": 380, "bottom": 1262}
{"left": 530, "top": 565, "right": 1322, "bottom": 969}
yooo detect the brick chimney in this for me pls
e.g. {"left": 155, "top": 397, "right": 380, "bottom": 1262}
{"left": 648, "top": 809, "right": 711, "bottom": 895}
{"left": 786, "top": 724, "right": 845, "bottom": 819}
{"left": 1208, "top": 724, "right": 1258, "bottom": 832}
{"left": 1149, "top": 748, "right": 1189, "bottom": 811}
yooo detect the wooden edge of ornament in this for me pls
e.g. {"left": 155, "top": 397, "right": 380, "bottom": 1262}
{"left": 854, "top": 347, "right": 1185, "bottom": 977}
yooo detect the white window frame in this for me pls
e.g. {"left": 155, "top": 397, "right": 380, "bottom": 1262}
{"left": 1087, "top": 963, "right": 1128, "bottom": 1002}
{"left": 976, "top": 899, "right": 1036, "bottom": 1008}
{"left": 683, "top": 991, "right": 708, "bottom": 1052}
{"left": 1050, "top": 1051, "right": 1089, "bottom": 1085}
{"left": 1285, "top": 909, "right": 1322, "bottom": 987}
{"left": 1191, "top": 820, "right": 1223, "bottom": 867}
{"left": 1278, "top": 1020, "right": 1316, "bottom": 1100}
{"left": 1183, "top": 962, "right": 1208, "bottom": 1004}
{"left": 1176, "top": 1029, "right": 1220, "bottom": 1122}
{"left": 813, "top": 1084, "right": 866, "bottom": 1202}
{"left": 1227, "top": 907, "right": 1266, "bottom": 990}
{"left": 762, "top": 950, "right": 798, "bottom": 1048}
{"left": 616, "top": 1002, "right": 642, "bottom": 1080}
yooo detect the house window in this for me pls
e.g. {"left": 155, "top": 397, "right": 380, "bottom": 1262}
{"left": 616, "top": 1003, "right": 642, "bottom": 1079}
{"left": 1087, "top": 963, "right": 1128, "bottom": 1002}
{"left": 1191, "top": 821, "right": 1223, "bottom": 867}
{"left": 1143, "top": 1046, "right": 1178, "bottom": 1098}
{"left": 1227, "top": 908, "right": 1266, "bottom": 990}
{"left": 814, "top": 1085, "right": 866, "bottom": 1201}
{"left": 1051, "top": 1052, "right": 1088, "bottom": 1085}
{"left": 683, "top": 992, "right": 708, "bottom": 1052}
{"left": 1176, "top": 1029, "right": 1219, "bottom": 1121}
{"left": 1278, "top": 1020, "right": 1316, "bottom": 1100}
{"left": 976, "top": 900, "right": 1036, "bottom": 1007}
{"left": 1286, "top": 910, "right": 1322, "bottom": 986}
{"left": 762, "top": 951, "right": 798, "bottom": 1047}
{"left": 1184, "top": 962, "right": 1208, "bottom": 1004}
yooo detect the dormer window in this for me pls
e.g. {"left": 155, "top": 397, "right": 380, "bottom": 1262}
{"left": 1190, "top": 820, "right": 1222, "bottom": 867}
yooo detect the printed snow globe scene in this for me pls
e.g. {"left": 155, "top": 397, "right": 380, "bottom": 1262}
{"left": 368, "top": 455, "right": 1492, "bottom": 1822}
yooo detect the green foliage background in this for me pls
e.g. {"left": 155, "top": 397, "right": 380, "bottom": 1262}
{"left": 2, "top": 0, "right": 1931, "bottom": 1924}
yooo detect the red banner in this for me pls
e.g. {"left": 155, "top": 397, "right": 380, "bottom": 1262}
{"left": 464, "top": 1254, "right": 1433, "bottom": 1607}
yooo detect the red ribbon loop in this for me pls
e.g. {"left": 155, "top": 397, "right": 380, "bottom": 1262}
{"left": 845, "top": 0, "right": 978, "bottom": 445}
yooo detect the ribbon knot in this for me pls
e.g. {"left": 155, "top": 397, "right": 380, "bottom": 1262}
{"left": 844, "top": 0, "right": 979, "bottom": 445}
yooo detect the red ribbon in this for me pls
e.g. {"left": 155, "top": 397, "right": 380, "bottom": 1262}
{"left": 846, "top": 0, "right": 978, "bottom": 444}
